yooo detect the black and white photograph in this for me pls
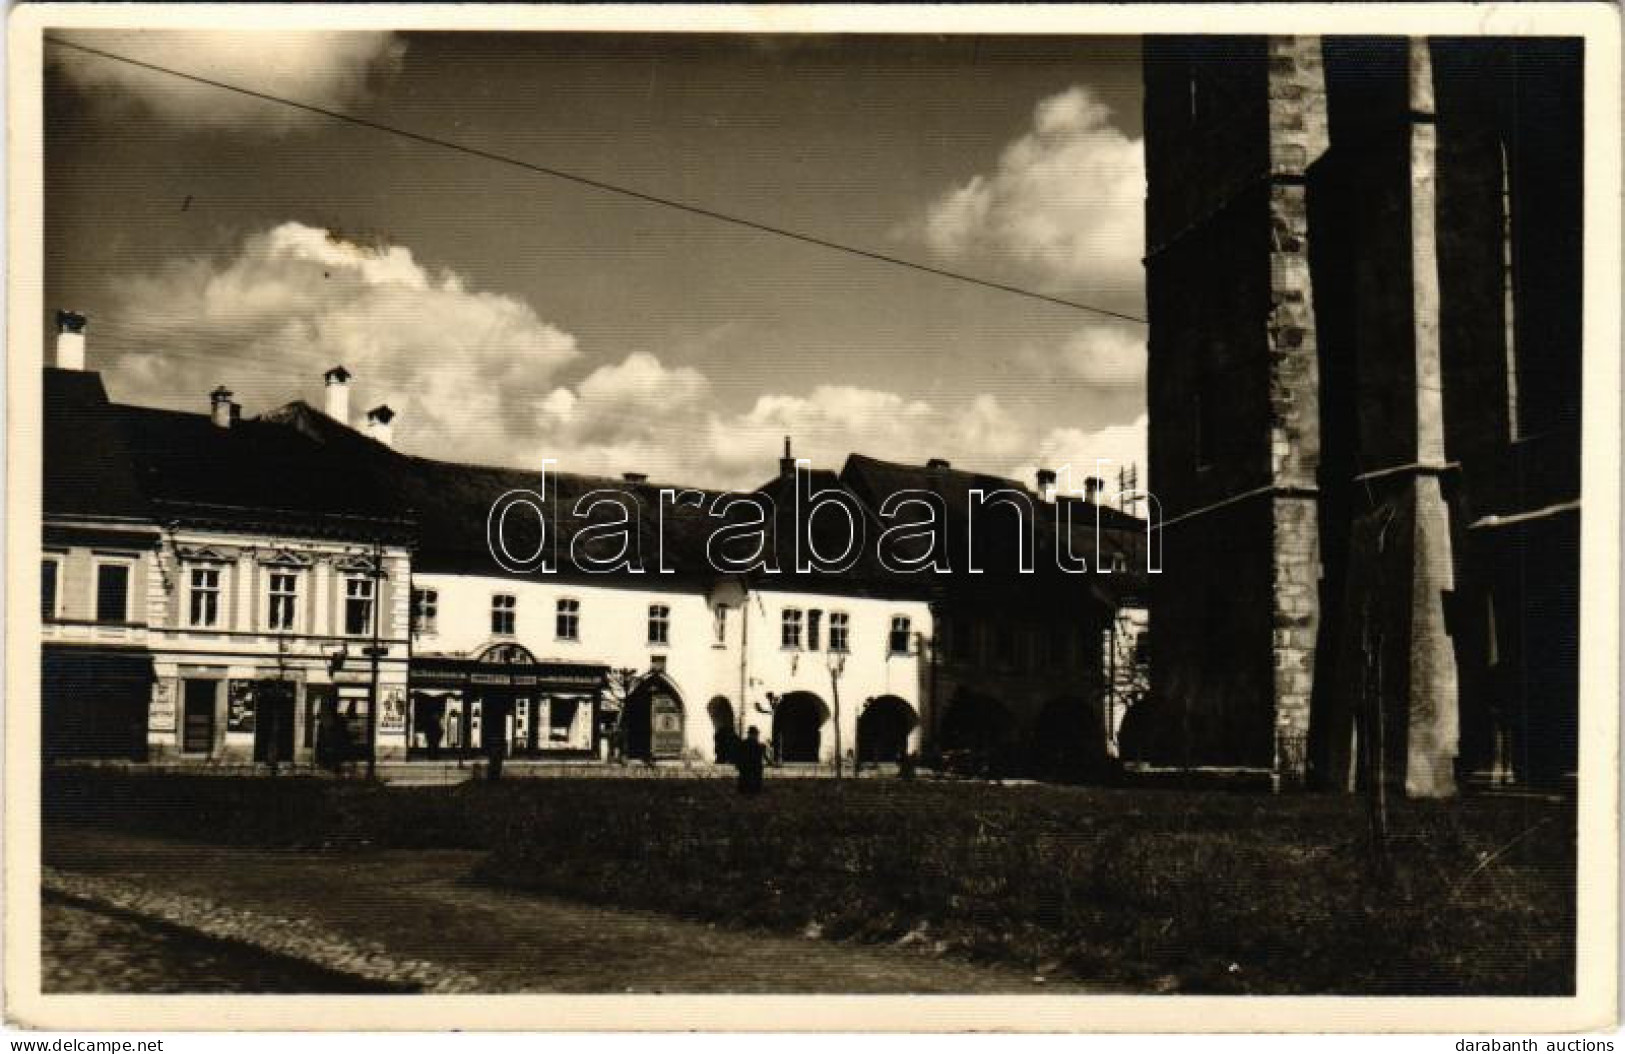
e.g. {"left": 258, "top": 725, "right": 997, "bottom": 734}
{"left": 5, "top": 2, "right": 1619, "bottom": 1037}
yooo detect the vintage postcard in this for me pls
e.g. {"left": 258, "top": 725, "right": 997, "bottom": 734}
{"left": 4, "top": 2, "right": 1619, "bottom": 1035}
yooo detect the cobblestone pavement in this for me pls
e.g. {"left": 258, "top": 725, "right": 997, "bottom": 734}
{"left": 47, "top": 827, "right": 1099, "bottom": 994}
{"left": 42, "top": 895, "right": 401, "bottom": 993}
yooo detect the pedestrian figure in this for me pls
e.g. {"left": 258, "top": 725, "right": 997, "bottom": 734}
{"left": 734, "top": 725, "right": 767, "bottom": 795}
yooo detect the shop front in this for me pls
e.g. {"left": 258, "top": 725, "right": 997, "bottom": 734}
{"left": 408, "top": 644, "right": 606, "bottom": 761}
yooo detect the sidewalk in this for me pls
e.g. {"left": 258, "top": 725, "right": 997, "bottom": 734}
{"left": 45, "top": 826, "right": 1096, "bottom": 994}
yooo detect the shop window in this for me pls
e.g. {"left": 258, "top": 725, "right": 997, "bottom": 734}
{"left": 781, "top": 608, "right": 803, "bottom": 649}
{"left": 95, "top": 561, "right": 131, "bottom": 624}
{"left": 648, "top": 603, "right": 670, "bottom": 645}
{"left": 492, "top": 593, "right": 516, "bottom": 636}
{"left": 344, "top": 576, "right": 375, "bottom": 636}
{"left": 889, "top": 616, "right": 912, "bottom": 656}
{"left": 267, "top": 571, "right": 299, "bottom": 632}
{"left": 556, "top": 598, "right": 580, "bottom": 640}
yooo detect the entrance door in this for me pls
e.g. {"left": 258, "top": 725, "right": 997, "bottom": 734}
{"left": 253, "top": 681, "right": 296, "bottom": 764}
{"left": 182, "top": 680, "right": 216, "bottom": 754}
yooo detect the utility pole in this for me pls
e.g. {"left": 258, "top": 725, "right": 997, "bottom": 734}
{"left": 827, "top": 650, "right": 845, "bottom": 780}
{"left": 366, "top": 537, "right": 383, "bottom": 782}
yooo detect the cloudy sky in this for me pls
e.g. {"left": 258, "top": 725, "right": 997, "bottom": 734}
{"left": 45, "top": 30, "right": 1146, "bottom": 491}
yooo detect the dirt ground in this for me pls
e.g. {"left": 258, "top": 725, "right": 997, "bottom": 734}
{"left": 44, "top": 827, "right": 1102, "bottom": 994}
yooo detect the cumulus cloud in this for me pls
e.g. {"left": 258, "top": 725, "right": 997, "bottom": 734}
{"left": 912, "top": 86, "right": 1144, "bottom": 295}
{"left": 103, "top": 221, "right": 1142, "bottom": 494}
{"left": 106, "top": 221, "right": 580, "bottom": 465}
{"left": 1031, "top": 323, "right": 1146, "bottom": 388}
{"left": 1010, "top": 415, "right": 1149, "bottom": 498}
{"left": 52, "top": 30, "right": 405, "bottom": 130}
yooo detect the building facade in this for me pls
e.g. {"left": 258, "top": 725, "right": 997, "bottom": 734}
{"left": 42, "top": 322, "right": 1146, "bottom": 777}
{"left": 1141, "top": 36, "right": 1582, "bottom": 794}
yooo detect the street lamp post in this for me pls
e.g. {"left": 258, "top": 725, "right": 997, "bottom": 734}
{"left": 827, "top": 649, "right": 846, "bottom": 780}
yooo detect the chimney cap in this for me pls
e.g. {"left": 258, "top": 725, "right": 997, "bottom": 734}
{"left": 622, "top": 472, "right": 649, "bottom": 484}
{"left": 56, "top": 310, "right": 87, "bottom": 334}
{"left": 927, "top": 458, "right": 951, "bottom": 471}
{"left": 366, "top": 404, "right": 396, "bottom": 424}
{"left": 324, "top": 365, "right": 352, "bottom": 384}
{"left": 1036, "top": 468, "right": 1058, "bottom": 486}
{"left": 210, "top": 385, "right": 233, "bottom": 403}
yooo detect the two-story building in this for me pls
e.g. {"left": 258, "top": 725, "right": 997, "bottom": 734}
{"left": 42, "top": 318, "right": 413, "bottom": 767}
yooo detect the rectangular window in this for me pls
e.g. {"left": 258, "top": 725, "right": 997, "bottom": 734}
{"left": 888, "top": 615, "right": 912, "bottom": 656}
{"left": 781, "top": 608, "right": 803, "bottom": 649}
{"left": 807, "top": 609, "right": 822, "bottom": 651}
{"left": 411, "top": 588, "right": 439, "bottom": 635}
{"left": 492, "top": 594, "right": 516, "bottom": 636}
{"left": 556, "top": 598, "right": 580, "bottom": 640}
{"left": 188, "top": 567, "right": 221, "bottom": 627}
{"left": 95, "top": 562, "right": 131, "bottom": 623}
{"left": 648, "top": 603, "right": 671, "bottom": 645}
{"left": 713, "top": 604, "right": 729, "bottom": 645}
{"left": 344, "top": 576, "right": 375, "bottom": 636}
{"left": 41, "top": 557, "right": 60, "bottom": 621}
{"left": 267, "top": 571, "right": 299, "bottom": 631}
{"left": 829, "top": 611, "right": 850, "bottom": 653}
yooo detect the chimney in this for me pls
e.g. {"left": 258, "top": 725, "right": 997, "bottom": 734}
{"left": 927, "top": 458, "right": 951, "bottom": 471}
{"left": 1084, "top": 476, "right": 1105, "bottom": 503}
{"left": 210, "top": 386, "right": 234, "bottom": 429}
{"left": 365, "top": 404, "right": 396, "bottom": 447}
{"left": 1035, "top": 468, "right": 1058, "bottom": 502}
{"left": 778, "top": 436, "right": 796, "bottom": 479}
{"left": 323, "top": 365, "right": 352, "bottom": 423}
{"left": 55, "top": 310, "right": 87, "bottom": 371}
{"left": 622, "top": 472, "right": 649, "bottom": 484}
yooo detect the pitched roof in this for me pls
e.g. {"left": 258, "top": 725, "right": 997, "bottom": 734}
{"left": 43, "top": 368, "right": 151, "bottom": 523}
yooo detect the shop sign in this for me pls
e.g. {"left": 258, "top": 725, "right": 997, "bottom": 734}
{"left": 148, "top": 681, "right": 177, "bottom": 733}
{"left": 227, "top": 680, "right": 256, "bottom": 733}
{"left": 379, "top": 689, "right": 407, "bottom": 734}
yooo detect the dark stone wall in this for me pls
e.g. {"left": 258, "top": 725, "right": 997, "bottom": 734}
{"left": 1144, "top": 35, "right": 1581, "bottom": 787}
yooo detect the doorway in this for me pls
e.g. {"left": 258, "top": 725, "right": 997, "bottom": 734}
{"left": 182, "top": 679, "right": 217, "bottom": 754}
{"left": 253, "top": 680, "right": 296, "bottom": 764}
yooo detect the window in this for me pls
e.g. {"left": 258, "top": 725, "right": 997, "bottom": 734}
{"left": 95, "top": 562, "right": 131, "bottom": 623}
{"left": 807, "top": 609, "right": 822, "bottom": 651}
{"left": 713, "top": 604, "right": 729, "bottom": 645}
{"left": 648, "top": 603, "right": 671, "bottom": 645}
{"left": 411, "top": 588, "right": 438, "bottom": 635}
{"left": 492, "top": 594, "right": 516, "bottom": 636}
{"left": 828, "top": 611, "right": 850, "bottom": 653}
{"left": 889, "top": 616, "right": 912, "bottom": 656}
{"left": 344, "top": 576, "right": 375, "bottom": 636}
{"left": 41, "top": 557, "right": 60, "bottom": 620}
{"left": 267, "top": 571, "right": 299, "bottom": 631}
{"left": 556, "top": 598, "right": 580, "bottom": 640}
{"left": 781, "top": 608, "right": 803, "bottom": 649}
{"left": 188, "top": 567, "right": 221, "bottom": 627}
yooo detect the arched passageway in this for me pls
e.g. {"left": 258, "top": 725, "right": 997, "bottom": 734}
{"left": 857, "top": 695, "right": 917, "bottom": 764}
{"left": 1028, "top": 695, "right": 1110, "bottom": 781}
{"left": 773, "top": 691, "right": 829, "bottom": 763}
{"left": 708, "top": 696, "right": 737, "bottom": 762}
{"left": 939, "top": 691, "right": 1013, "bottom": 775}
